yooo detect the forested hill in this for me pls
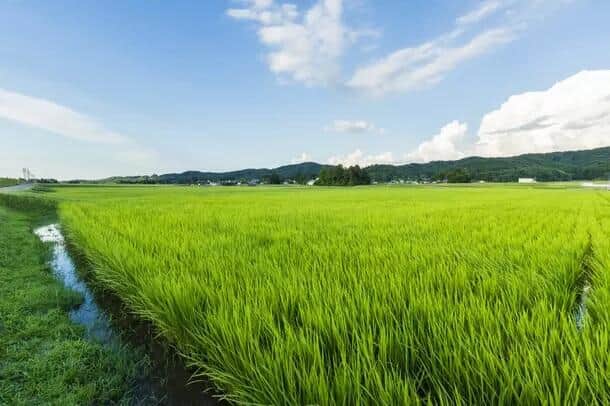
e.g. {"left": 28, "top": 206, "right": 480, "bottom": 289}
{"left": 102, "top": 146, "right": 609, "bottom": 184}
{"left": 367, "top": 146, "right": 610, "bottom": 182}
{"left": 105, "top": 162, "right": 330, "bottom": 184}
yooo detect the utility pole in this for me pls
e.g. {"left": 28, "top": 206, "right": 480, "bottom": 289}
{"left": 22, "top": 168, "right": 32, "bottom": 183}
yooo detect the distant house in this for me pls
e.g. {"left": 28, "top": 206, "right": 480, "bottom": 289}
{"left": 582, "top": 182, "right": 610, "bottom": 189}
{"left": 518, "top": 178, "right": 537, "bottom": 184}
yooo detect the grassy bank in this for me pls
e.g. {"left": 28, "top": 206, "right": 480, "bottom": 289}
{"left": 45, "top": 184, "right": 610, "bottom": 404}
{"left": 0, "top": 178, "right": 19, "bottom": 188}
{"left": 0, "top": 205, "right": 145, "bottom": 405}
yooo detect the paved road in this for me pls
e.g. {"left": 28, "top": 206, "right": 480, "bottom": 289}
{"left": 0, "top": 183, "right": 34, "bottom": 193}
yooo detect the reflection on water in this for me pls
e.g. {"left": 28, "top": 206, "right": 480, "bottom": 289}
{"left": 575, "top": 284, "right": 590, "bottom": 330}
{"left": 34, "top": 224, "right": 114, "bottom": 344}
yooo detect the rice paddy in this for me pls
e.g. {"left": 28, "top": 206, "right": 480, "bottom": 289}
{"left": 40, "top": 185, "right": 610, "bottom": 404}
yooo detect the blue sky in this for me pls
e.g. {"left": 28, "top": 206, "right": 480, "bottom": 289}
{"left": 1, "top": 0, "right": 609, "bottom": 179}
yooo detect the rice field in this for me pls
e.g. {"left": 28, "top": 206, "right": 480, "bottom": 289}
{"left": 45, "top": 185, "right": 610, "bottom": 404}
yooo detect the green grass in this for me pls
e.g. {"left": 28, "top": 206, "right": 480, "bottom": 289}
{"left": 0, "top": 178, "right": 20, "bottom": 188}
{"left": 0, "top": 206, "right": 147, "bottom": 405}
{"left": 27, "top": 184, "right": 610, "bottom": 404}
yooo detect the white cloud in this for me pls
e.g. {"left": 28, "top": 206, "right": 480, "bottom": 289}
{"left": 347, "top": 28, "right": 514, "bottom": 96}
{"left": 0, "top": 87, "right": 157, "bottom": 168}
{"left": 291, "top": 152, "right": 312, "bottom": 164}
{"left": 407, "top": 121, "right": 468, "bottom": 162}
{"left": 327, "top": 149, "right": 394, "bottom": 167}
{"left": 404, "top": 70, "right": 610, "bottom": 163}
{"left": 325, "top": 119, "right": 384, "bottom": 134}
{"left": 0, "top": 88, "right": 127, "bottom": 144}
{"left": 227, "top": 1, "right": 298, "bottom": 25}
{"left": 456, "top": 0, "right": 503, "bottom": 26}
{"left": 474, "top": 70, "right": 610, "bottom": 156}
{"left": 229, "top": 1, "right": 573, "bottom": 95}
{"left": 227, "top": 0, "right": 359, "bottom": 86}
{"left": 346, "top": 0, "right": 571, "bottom": 96}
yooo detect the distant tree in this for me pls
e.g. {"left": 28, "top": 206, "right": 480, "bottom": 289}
{"left": 446, "top": 169, "right": 471, "bottom": 183}
{"left": 316, "top": 165, "right": 371, "bottom": 186}
{"left": 267, "top": 172, "right": 282, "bottom": 184}
{"left": 295, "top": 172, "right": 308, "bottom": 185}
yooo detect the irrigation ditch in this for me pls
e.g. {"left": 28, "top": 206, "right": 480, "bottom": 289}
{"left": 0, "top": 192, "right": 224, "bottom": 405}
{"left": 574, "top": 234, "right": 596, "bottom": 330}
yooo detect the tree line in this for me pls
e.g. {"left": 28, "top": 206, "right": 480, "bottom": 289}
{"left": 316, "top": 165, "right": 371, "bottom": 186}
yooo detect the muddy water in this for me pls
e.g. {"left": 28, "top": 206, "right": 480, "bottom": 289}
{"left": 34, "top": 224, "right": 115, "bottom": 343}
{"left": 34, "top": 223, "right": 221, "bottom": 405}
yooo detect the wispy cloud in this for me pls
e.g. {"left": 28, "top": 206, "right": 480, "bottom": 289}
{"left": 291, "top": 152, "right": 312, "bottom": 164}
{"left": 327, "top": 149, "right": 394, "bottom": 167}
{"left": 0, "top": 87, "right": 156, "bottom": 166}
{"left": 347, "top": 27, "right": 515, "bottom": 96}
{"left": 325, "top": 119, "right": 384, "bottom": 134}
{"left": 0, "top": 88, "right": 127, "bottom": 144}
{"left": 456, "top": 0, "right": 503, "bottom": 26}
{"left": 346, "top": 0, "right": 573, "bottom": 96}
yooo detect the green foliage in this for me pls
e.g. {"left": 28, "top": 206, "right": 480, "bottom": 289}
{"left": 0, "top": 193, "right": 57, "bottom": 216}
{"left": 42, "top": 184, "right": 610, "bottom": 404}
{"left": 0, "top": 207, "right": 146, "bottom": 405}
{"left": 446, "top": 168, "right": 471, "bottom": 183}
{"left": 266, "top": 172, "right": 283, "bottom": 184}
{"left": 317, "top": 165, "right": 371, "bottom": 186}
{"left": 0, "top": 178, "right": 20, "bottom": 188}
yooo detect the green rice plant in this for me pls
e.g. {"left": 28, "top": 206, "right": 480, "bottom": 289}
{"left": 44, "top": 185, "right": 610, "bottom": 404}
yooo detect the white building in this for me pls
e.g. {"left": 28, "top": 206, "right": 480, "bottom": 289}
{"left": 582, "top": 182, "right": 610, "bottom": 189}
{"left": 518, "top": 178, "right": 537, "bottom": 184}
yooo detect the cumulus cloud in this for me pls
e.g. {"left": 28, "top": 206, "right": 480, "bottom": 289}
{"left": 406, "top": 121, "right": 468, "bottom": 163}
{"left": 327, "top": 149, "right": 394, "bottom": 167}
{"left": 321, "top": 71, "right": 608, "bottom": 166}
{"left": 227, "top": 0, "right": 364, "bottom": 86}
{"left": 291, "top": 152, "right": 312, "bottom": 164}
{"left": 404, "top": 70, "right": 610, "bottom": 162}
{"left": 346, "top": 0, "right": 571, "bottom": 96}
{"left": 325, "top": 119, "right": 384, "bottom": 134}
{"left": 474, "top": 70, "right": 610, "bottom": 156}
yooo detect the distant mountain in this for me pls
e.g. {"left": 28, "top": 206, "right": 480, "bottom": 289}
{"left": 366, "top": 147, "right": 610, "bottom": 182}
{"left": 101, "top": 146, "right": 610, "bottom": 184}
{"left": 105, "top": 162, "right": 331, "bottom": 184}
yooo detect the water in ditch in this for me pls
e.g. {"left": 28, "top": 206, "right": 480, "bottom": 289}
{"left": 33, "top": 223, "right": 221, "bottom": 405}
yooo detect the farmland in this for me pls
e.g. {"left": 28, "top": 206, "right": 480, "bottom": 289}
{"left": 12, "top": 184, "right": 610, "bottom": 403}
